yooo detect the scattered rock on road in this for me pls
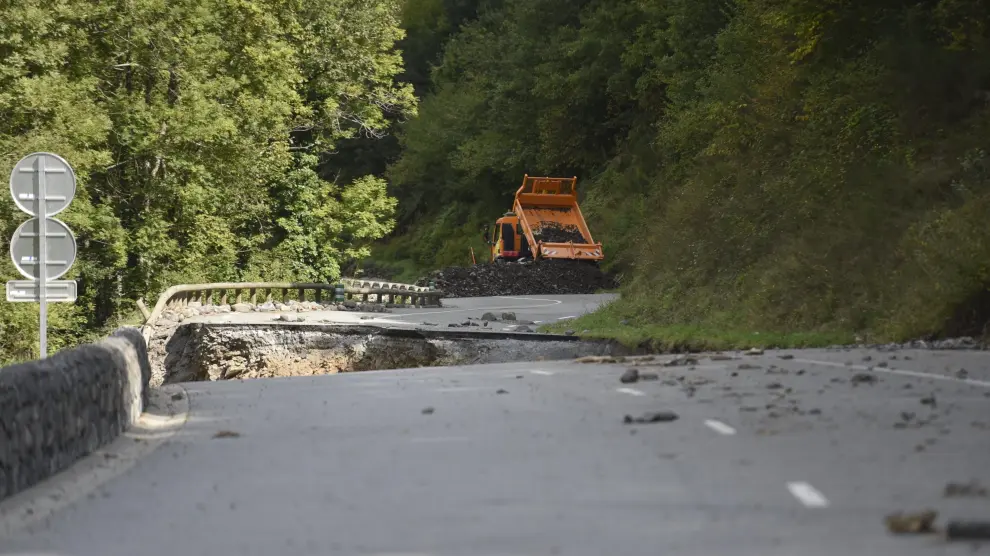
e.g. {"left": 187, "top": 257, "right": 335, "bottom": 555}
{"left": 620, "top": 368, "right": 640, "bottom": 383}
{"left": 501, "top": 312, "right": 517, "bottom": 321}
{"left": 496, "top": 388, "right": 509, "bottom": 395}
{"left": 885, "top": 510, "right": 937, "bottom": 534}
{"left": 481, "top": 312, "right": 498, "bottom": 321}
{"left": 213, "top": 430, "right": 241, "bottom": 439}
{"left": 623, "top": 411, "right": 679, "bottom": 424}
{"left": 778, "top": 354, "right": 795, "bottom": 360}
{"left": 944, "top": 481, "right": 988, "bottom": 498}
{"left": 921, "top": 394, "right": 937, "bottom": 407}
{"left": 946, "top": 521, "right": 990, "bottom": 541}
{"left": 851, "top": 373, "right": 877, "bottom": 385}
{"left": 421, "top": 407, "right": 435, "bottom": 415}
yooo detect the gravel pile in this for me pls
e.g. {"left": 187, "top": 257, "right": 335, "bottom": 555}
{"left": 533, "top": 221, "right": 586, "bottom": 244}
{"left": 421, "top": 259, "right": 617, "bottom": 298}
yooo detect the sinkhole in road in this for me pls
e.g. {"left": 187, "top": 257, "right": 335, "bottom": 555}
{"left": 151, "top": 323, "right": 634, "bottom": 385}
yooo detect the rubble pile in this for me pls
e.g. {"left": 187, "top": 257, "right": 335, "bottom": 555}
{"left": 533, "top": 221, "right": 587, "bottom": 244}
{"left": 422, "top": 259, "right": 618, "bottom": 297}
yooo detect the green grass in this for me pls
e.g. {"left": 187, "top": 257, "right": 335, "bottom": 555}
{"left": 539, "top": 304, "right": 856, "bottom": 352}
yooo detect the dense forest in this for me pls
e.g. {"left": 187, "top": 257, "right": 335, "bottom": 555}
{"left": 1, "top": 0, "right": 988, "bottom": 362}
{"left": 0, "top": 0, "right": 413, "bottom": 362}
{"left": 383, "top": 0, "right": 990, "bottom": 345}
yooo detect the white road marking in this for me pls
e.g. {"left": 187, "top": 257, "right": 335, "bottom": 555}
{"left": 557, "top": 315, "right": 577, "bottom": 320}
{"left": 704, "top": 419, "right": 736, "bottom": 435}
{"left": 531, "top": 370, "right": 555, "bottom": 376}
{"left": 616, "top": 387, "right": 645, "bottom": 396}
{"left": 793, "top": 358, "right": 990, "bottom": 388}
{"left": 787, "top": 481, "right": 829, "bottom": 508}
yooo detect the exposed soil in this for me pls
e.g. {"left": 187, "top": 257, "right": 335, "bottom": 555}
{"left": 533, "top": 221, "right": 587, "bottom": 244}
{"left": 153, "top": 323, "right": 637, "bottom": 384}
{"left": 420, "top": 259, "right": 617, "bottom": 298}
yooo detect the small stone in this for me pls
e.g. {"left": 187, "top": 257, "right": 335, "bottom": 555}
{"left": 501, "top": 312, "right": 517, "bottom": 321}
{"left": 745, "top": 348, "right": 764, "bottom": 356}
{"left": 851, "top": 373, "right": 877, "bottom": 385}
{"left": 808, "top": 408, "right": 822, "bottom": 415}
{"left": 885, "top": 510, "right": 937, "bottom": 534}
{"left": 766, "top": 382, "right": 783, "bottom": 390}
{"left": 623, "top": 411, "right": 679, "bottom": 424}
{"left": 496, "top": 389, "right": 509, "bottom": 395}
{"left": 876, "top": 361, "right": 888, "bottom": 368}
{"left": 955, "top": 368, "right": 969, "bottom": 379}
{"left": 738, "top": 363, "right": 761, "bottom": 370}
{"left": 515, "top": 375, "right": 524, "bottom": 379}
{"left": 481, "top": 312, "right": 498, "bottom": 321}
{"left": 232, "top": 303, "right": 253, "bottom": 313}
{"left": 920, "top": 394, "right": 937, "bottom": 407}
{"left": 862, "top": 355, "right": 873, "bottom": 362}
{"left": 730, "top": 371, "right": 738, "bottom": 377}
{"left": 944, "top": 481, "right": 988, "bottom": 498}
{"left": 620, "top": 368, "right": 640, "bottom": 384}
{"left": 421, "top": 407, "right": 435, "bottom": 415}
{"left": 213, "top": 430, "right": 241, "bottom": 439}
{"left": 795, "top": 369, "right": 806, "bottom": 375}
{"left": 778, "top": 354, "right": 795, "bottom": 360}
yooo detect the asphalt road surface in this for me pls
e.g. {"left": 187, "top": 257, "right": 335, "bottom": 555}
{"left": 2, "top": 346, "right": 989, "bottom": 555}
{"left": 184, "top": 293, "right": 619, "bottom": 332}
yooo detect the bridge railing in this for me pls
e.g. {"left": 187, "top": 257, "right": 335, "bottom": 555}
{"left": 142, "top": 281, "right": 442, "bottom": 325}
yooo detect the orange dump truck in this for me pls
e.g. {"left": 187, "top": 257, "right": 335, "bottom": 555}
{"left": 484, "top": 175, "right": 604, "bottom": 264}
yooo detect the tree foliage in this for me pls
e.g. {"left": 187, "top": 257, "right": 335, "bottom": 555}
{"left": 388, "top": 0, "right": 990, "bottom": 339}
{"left": 0, "top": 0, "right": 412, "bottom": 363}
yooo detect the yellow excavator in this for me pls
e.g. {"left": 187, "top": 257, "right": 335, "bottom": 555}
{"left": 483, "top": 175, "right": 604, "bottom": 264}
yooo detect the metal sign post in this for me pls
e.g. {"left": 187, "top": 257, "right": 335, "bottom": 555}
{"left": 7, "top": 153, "right": 78, "bottom": 358}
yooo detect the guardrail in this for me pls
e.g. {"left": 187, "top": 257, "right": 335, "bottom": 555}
{"left": 142, "top": 281, "right": 442, "bottom": 326}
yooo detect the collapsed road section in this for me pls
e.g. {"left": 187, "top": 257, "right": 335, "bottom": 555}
{"left": 151, "top": 323, "right": 639, "bottom": 385}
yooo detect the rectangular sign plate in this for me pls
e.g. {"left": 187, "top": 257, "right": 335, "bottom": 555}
{"left": 6, "top": 280, "right": 77, "bottom": 302}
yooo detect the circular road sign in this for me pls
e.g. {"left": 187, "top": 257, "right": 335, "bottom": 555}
{"left": 9, "top": 152, "right": 76, "bottom": 217}
{"left": 9, "top": 217, "right": 77, "bottom": 281}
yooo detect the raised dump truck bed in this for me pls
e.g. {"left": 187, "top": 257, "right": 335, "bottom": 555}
{"left": 513, "top": 175, "right": 603, "bottom": 262}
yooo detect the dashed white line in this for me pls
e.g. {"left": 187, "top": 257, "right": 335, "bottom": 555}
{"left": 787, "top": 482, "right": 829, "bottom": 508}
{"left": 531, "top": 370, "right": 555, "bottom": 376}
{"left": 792, "top": 358, "right": 990, "bottom": 388}
{"left": 704, "top": 419, "right": 736, "bottom": 435}
{"left": 616, "top": 387, "right": 645, "bottom": 396}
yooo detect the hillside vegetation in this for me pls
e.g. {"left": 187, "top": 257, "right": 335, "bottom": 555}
{"left": 384, "top": 0, "right": 990, "bottom": 345}
{"left": 0, "top": 0, "right": 412, "bottom": 362}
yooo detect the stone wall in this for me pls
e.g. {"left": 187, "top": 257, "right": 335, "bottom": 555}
{"left": 0, "top": 327, "right": 150, "bottom": 501}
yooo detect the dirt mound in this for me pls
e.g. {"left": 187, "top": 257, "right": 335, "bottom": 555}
{"left": 421, "top": 260, "right": 618, "bottom": 297}
{"left": 533, "top": 221, "right": 586, "bottom": 244}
